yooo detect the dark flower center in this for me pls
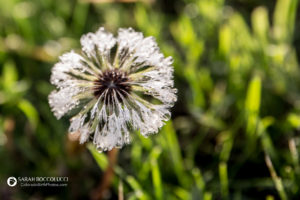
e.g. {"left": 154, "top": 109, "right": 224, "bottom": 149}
{"left": 93, "top": 69, "right": 131, "bottom": 104}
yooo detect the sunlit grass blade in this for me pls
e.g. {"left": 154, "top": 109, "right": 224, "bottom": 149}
{"left": 219, "top": 24, "right": 231, "bottom": 57}
{"left": 203, "top": 192, "right": 212, "bottom": 200}
{"left": 219, "top": 131, "right": 234, "bottom": 162}
{"left": 273, "top": 0, "right": 298, "bottom": 42}
{"left": 150, "top": 146, "right": 163, "bottom": 200}
{"left": 264, "top": 153, "right": 287, "bottom": 200}
{"left": 192, "top": 168, "right": 205, "bottom": 193}
{"left": 18, "top": 99, "right": 39, "bottom": 129}
{"left": 88, "top": 143, "right": 109, "bottom": 170}
{"left": 251, "top": 7, "right": 269, "bottom": 42}
{"left": 126, "top": 175, "right": 151, "bottom": 200}
{"left": 162, "top": 121, "right": 188, "bottom": 186}
{"left": 245, "top": 75, "right": 261, "bottom": 137}
{"left": 2, "top": 60, "right": 18, "bottom": 90}
{"left": 219, "top": 162, "right": 229, "bottom": 199}
{"left": 173, "top": 187, "right": 190, "bottom": 200}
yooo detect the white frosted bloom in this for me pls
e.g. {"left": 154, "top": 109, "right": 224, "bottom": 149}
{"left": 48, "top": 27, "right": 177, "bottom": 152}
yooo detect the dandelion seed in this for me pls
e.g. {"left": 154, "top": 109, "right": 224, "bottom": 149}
{"left": 48, "top": 27, "right": 177, "bottom": 152}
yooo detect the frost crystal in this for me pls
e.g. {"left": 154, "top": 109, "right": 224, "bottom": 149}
{"left": 48, "top": 27, "right": 177, "bottom": 152}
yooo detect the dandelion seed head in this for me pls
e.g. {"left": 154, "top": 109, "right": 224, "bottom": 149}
{"left": 48, "top": 27, "right": 177, "bottom": 152}
{"left": 93, "top": 69, "right": 131, "bottom": 104}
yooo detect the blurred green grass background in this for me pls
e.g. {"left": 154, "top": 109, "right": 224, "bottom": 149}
{"left": 1, "top": 0, "right": 300, "bottom": 199}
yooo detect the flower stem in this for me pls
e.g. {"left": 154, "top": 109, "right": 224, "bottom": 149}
{"left": 91, "top": 148, "right": 119, "bottom": 200}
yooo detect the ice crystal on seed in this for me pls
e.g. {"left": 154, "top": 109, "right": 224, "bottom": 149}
{"left": 48, "top": 27, "right": 177, "bottom": 152}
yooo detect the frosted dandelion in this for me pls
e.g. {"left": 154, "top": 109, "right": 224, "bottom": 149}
{"left": 48, "top": 27, "right": 177, "bottom": 151}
